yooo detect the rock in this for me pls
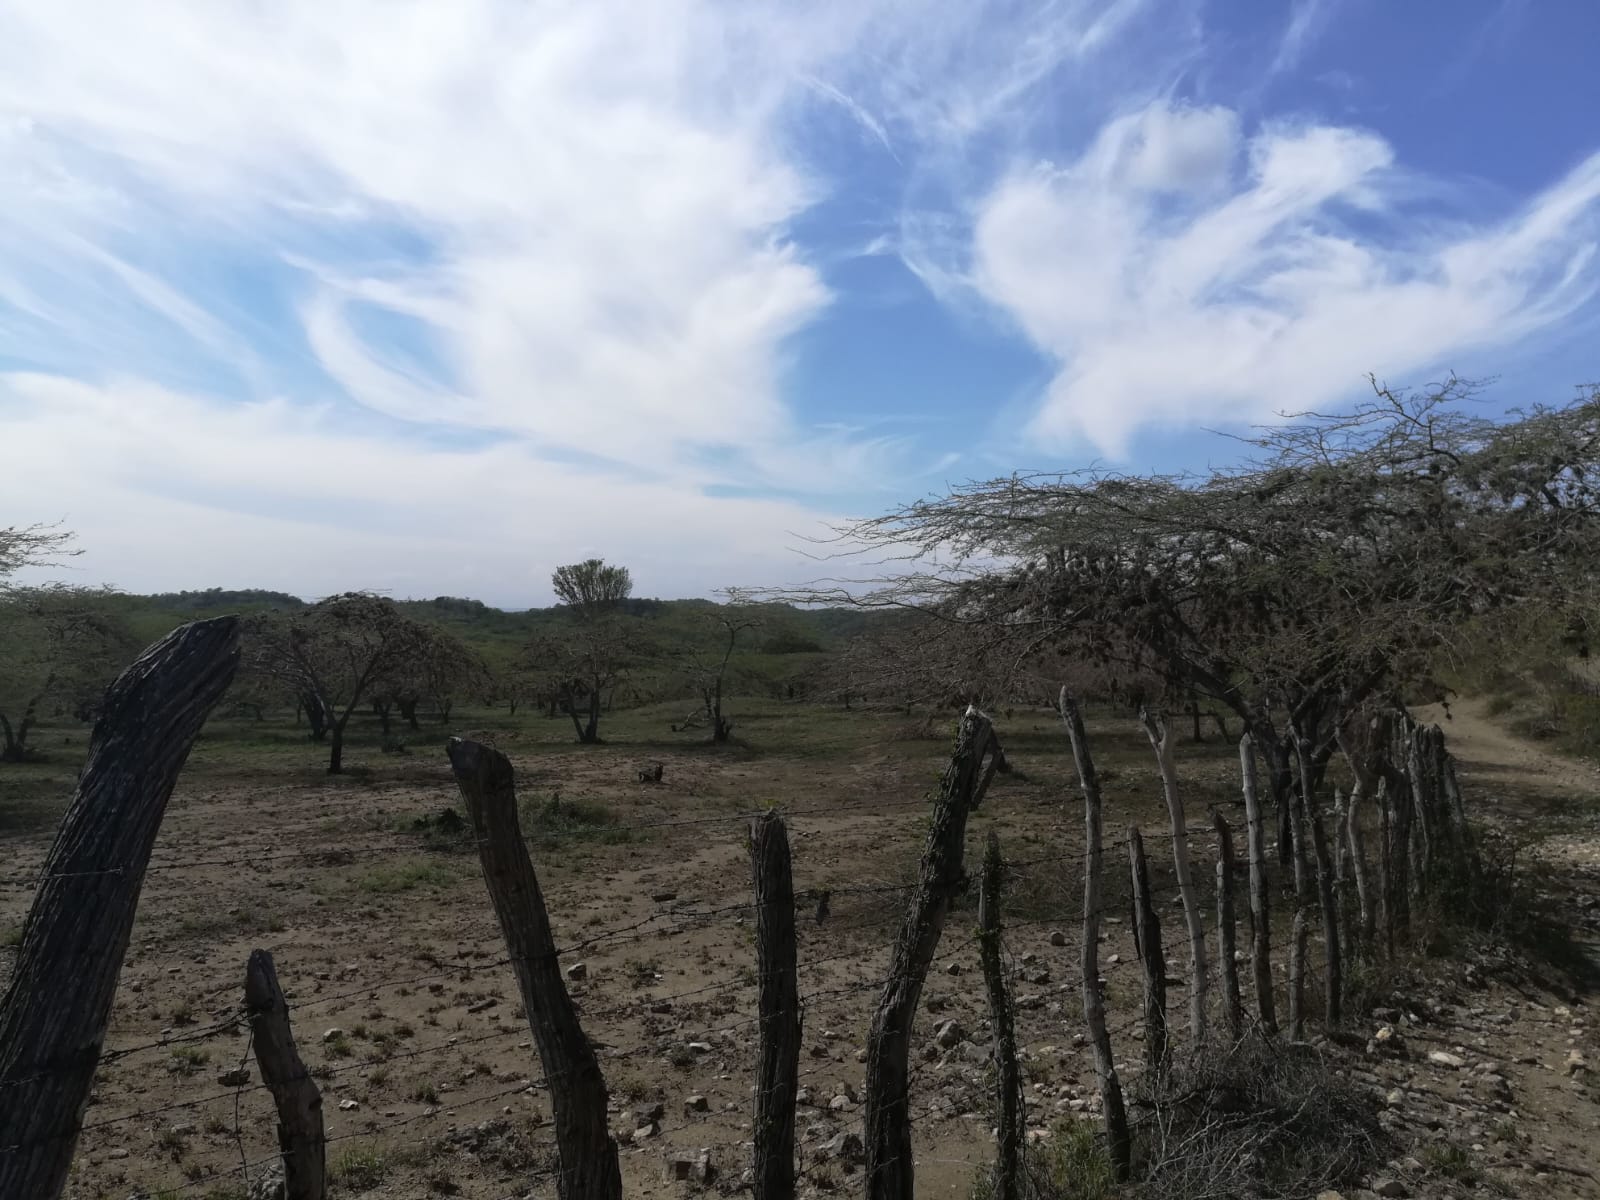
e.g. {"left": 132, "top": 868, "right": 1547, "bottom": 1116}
{"left": 248, "top": 1163, "right": 286, "bottom": 1200}
{"left": 665, "top": 1156, "right": 694, "bottom": 1182}
{"left": 321, "top": 1028, "right": 345, "bottom": 1043}
{"left": 565, "top": 962, "right": 587, "bottom": 981}
{"left": 339, "top": 1099, "right": 360, "bottom": 1111}
{"left": 1427, "top": 1051, "right": 1466, "bottom": 1069}
{"left": 829, "top": 1094, "right": 851, "bottom": 1112}
{"left": 635, "top": 1101, "right": 666, "bottom": 1124}
{"left": 634, "top": 1122, "right": 659, "bottom": 1140}
{"left": 217, "top": 1067, "right": 251, "bottom": 1087}
{"left": 1567, "top": 1049, "right": 1587, "bottom": 1075}
{"left": 1371, "top": 1179, "right": 1406, "bottom": 1198}
{"left": 818, "top": 1130, "right": 864, "bottom": 1163}
{"left": 685, "top": 1094, "right": 709, "bottom": 1114}
{"left": 945, "top": 962, "right": 962, "bottom": 976}
{"left": 935, "top": 1020, "right": 965, "bottom": 1049}
{"left": 687, "top": 1041, "right": 713, "bottom": 1054}
{"left": 1050, "top": 931, "right": 1068, "bottom": 947}
{"left": 1384, "top": 1088, "right": 1404, "bottom": 1108}
{"left": 1315, "top": 1192, "right": 1344, "bottom": 1200}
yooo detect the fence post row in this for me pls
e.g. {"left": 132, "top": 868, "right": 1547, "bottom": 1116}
{"left": 749, "top": 811, "right": 800, "bottom": 1200}
{"left": 1059, "top": 690, "right": 1132, "bottom": 1181}
{"left": 446, "top": 738, "right": 622, "bottom": 1200}
{"left": 978, "top": 831, "right": 1023, "bottom": 1200}
{"left": 0, "top": 617, "right": 241, "bottom": 1200}
{"left": 864, "top": 708, "right": 1002, "bottom": 1200}
{"left": 245, "top": 949, "right": 326, "bottom": 1200}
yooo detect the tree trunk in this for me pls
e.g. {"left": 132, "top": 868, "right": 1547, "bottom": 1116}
{"left": 301, "top": 691, "right": 329, "bottom": 742}
{"left": 750, "top": 813, "right": 799, "bottom": 1200}
{"left": 1139, "top": 709, "right": 1207, "bottom": 1046}
{"left": 327, "top": 720, "right": 347, "bottom": 775}
{"left": 1213, "top": 811, "right": 1244, "bottom": 1042}
{"left": 1059, "top": 691, "right": 1131, "bottom": 1180}
{"left": 978, "top": 831, "right": 1022, "bottom": 1200}
{"left": 0, "top": 617, "right": 240, "bottom": 1200}
{"left": 864, "top": 710, "right": 999, "bottom": 1200}
{"left": 1309, "top": 804, "right": 1342, "bottom": 1026}
{"left": 446, "top": 739, "right": 621, "bottom": 1200}
{"left": 398, "top": 698, "right": 419, "bottom": 730}
{"left": 245, "top": 950, "right": 325, "bottom": 1200}
{"left": 581, "top": 689, "right": 602, "bottom": 744}
{"left": 0, "top": 711, "right": 19, "bottom": 762}
{"left": 375, "top": 702, "right": 391, "bottom": 739}
{"left": 1128, "top": 825, "right": 1168, "bottom": 1074}
{"left": 1239, "top": 733, "right": 1277, "bottom": 1035}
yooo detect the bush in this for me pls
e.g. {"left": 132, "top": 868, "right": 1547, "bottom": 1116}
{"left": 519, "top": 794, "right": 632, "bottom": 850}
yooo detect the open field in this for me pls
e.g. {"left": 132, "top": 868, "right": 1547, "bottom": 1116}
{"left": 2, "top": 697, "right": 1598, "bottom": 1199}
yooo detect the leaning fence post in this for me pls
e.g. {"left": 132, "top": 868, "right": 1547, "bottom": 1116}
{"left": 1239, "top": 733, "right": 1277, "bottom": 1035}
{"left": 749, "top": 812, "right": 800, "bottom": 1200}
{"left": 245, "top": 950, "right": 326, "bottom": 1200}
{"left": 1212, "top": 812, "right": 1244, "bottom": 1042}
{"left": 0, "top": 617, "right": 240, "bottom": 1200}
{"left": 864, "top": 709, "right": 1001, "bottom": 1200}
{"left": 447, "top": 739, "right": 621, "bottom": 1200}
{"left": 1059, "top": 691, "right": 1131, "bottom": 1180}
{"left": 978, "top": 831, "right": 1023, "bottom": 1200}
{"left": 1139, "top": 708, "right": 1208, "bottom": 1047}
{"left": 1127, "top": 826, "right": 1168, "bottom": 1074}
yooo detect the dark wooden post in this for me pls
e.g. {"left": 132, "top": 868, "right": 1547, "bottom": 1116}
{"left": 978, "top": 831, "right": 1022, "bottom": 1200}
{"left": 1127, "top": 826, "right": 1168, "bottom": 1073}
{"left": 1308, "top": 806, "right": 1342, "bottom": 1026}
{"left": 1059, "top": 691, "right": 1131, "bottom": 1180}
{"left": 1239, "top": 733, "right": 1277, "bottom": 1035}
{"left": 0, "top": 617, "right": 240, "bottom": 1200}
{"left": 245, "top": 950, "right": 326, "bottom": 1200}
{"left": 1212, "top": 812, "right": 1244, "bottom": 1042}
{"left": 446, "top": 739, "right": 621, "bottom": 1200}
{"left": 750, "top": 812, "right": 799, "bottom": 1200}
{"left": 864, "top": 709, "right": 1000, "bottom": 1200}
{"left": 1138, "top": 709, "right": 1207, "bottom": 1046}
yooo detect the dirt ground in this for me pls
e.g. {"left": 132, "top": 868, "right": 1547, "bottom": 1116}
{"left": 1, "top": 696, "right": 1597, "bottom": 1199}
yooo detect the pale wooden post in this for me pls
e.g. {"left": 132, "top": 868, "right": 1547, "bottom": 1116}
{"left": 1239, "top": 733, "right": 1277, "bottom": 1035}
{"left": 1139, "top": 708, "right": 1208, "bottom": 1046}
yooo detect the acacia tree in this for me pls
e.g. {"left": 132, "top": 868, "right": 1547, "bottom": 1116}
{"left": 270, "top": 593, "right": 434, "bottom": 773}
{"left": 773, "top": 381, "right": 1600, "bottom": 827}
{"left": 381, "top": 627, "right": 485, "bottom": 729}
{"left": 0, "top": 524, "right": 79, "bottom": 589}
{"left": 544, "top": 559, "right": 636, "bottom": 743}
{"left": 0, "top": 588, "right": 140, "bottom": 762}
{"left": 678, "top": 609, "right": 760, "bottom": 741}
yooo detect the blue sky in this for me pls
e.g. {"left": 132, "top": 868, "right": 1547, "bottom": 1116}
{"left": 2, "top": 0, "right": 1597, "bottom": 605}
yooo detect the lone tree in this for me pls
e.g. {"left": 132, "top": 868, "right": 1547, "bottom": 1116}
{"left": 678, "top": 608, "right": 760, "bottom": 742}
{"left": 266, "top": 593, "right": 434, "bottom": 773}
{"left": 0, "top": 524, "right": 79, "bottom": 589}
{"left": 0, "top": 588, "right": 140, "bottom": 762}
{"left": 544, "top": 559, "right": 637, "bottom": 743}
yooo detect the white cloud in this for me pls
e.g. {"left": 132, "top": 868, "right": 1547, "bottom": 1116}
{"left": 0, "top": 373, "right": 838, "bottom": 603}
{"left": 969, "top": 102, "right": 1600, "bottom": 455}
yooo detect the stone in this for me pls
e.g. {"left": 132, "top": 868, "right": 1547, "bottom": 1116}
{"left": 1427, "top": 1051, "right": 1466, "bottom": 1069}
{"left": 935, "top": 1020, "right": 965, "bottom": 1049}
{"left": 322, "top": 1028, "right": 345, "bottom": 1043}
{"left": 687, "top": 1041, "right": 713, "bottom": 1054}
{"left": 829, "top": 1094, "right": 851, "bottom": 1112}
{"left": 1566, "top": 1049, "right": 1587, "bottom": 1075}
{"left": 685, "top": 1094, "right": 709, "bottom": 1114}
{"left": 248, "top": 1162, "right": 287, "bottom": 1200}
{"left": 1315, "top": 1192, "right": 1344, "bottom": 1200}
{"left": 945, "top": 962, "right": 962, "bottom": 976}
{"left": 634, "top": 1122, "right": 659, "bottom": 1141}
{"left": 1385, "top": 1089, "right": 1404, "bottom": 1108}
{"left": 635, "top": 1101, "right": 666, "bottom": 1124}
{"left": 665, "top": 1156, "right": 694, "bottom": 1182}
{"left": 565, "top": 962, "right": 587, "bottom": 981}
{"left": 818, "top": 1130, "right": 864, "bottom": 1162}
{"left": 217, "top": 1067, "right": 251, "bottom": 1087}
{"left": 339, "top": 1099, "right": 360, "bottom": 1111}
{"left": 1371, "top": 1179, "right": 1406, "bottom": 1198}
{"left": 1050, "top": 931, "right": 1068, "bottom": 947}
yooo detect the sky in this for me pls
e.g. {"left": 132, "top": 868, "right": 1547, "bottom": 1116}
{"left": 2, "top": 0, "right": 1598, "bottom": 607}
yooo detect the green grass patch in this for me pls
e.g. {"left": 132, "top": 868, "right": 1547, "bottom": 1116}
{"left": 331, "top": 1144, "right": 390, "bottom": 1190}
{"left": 520, "top": 795, "right": 633, "bottom": 850}
{"left": 352, "top": 860, "right": 460, "bottom": 894}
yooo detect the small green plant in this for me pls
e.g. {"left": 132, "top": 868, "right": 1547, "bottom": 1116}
{"left": 1421, "top": 1142, "right": 1486, "bottom": 1187}
{"left": 354, "top": 860, "right": 459, "bottom": 894}
{"left": 332, "top": 1144, "right": 391, "bottom": 1190}
{"left": 324, "top": 1031, "right": 354, "bottom": 1059}
{"left": 413, "top": 1081, "right": 440, "bottom": 1104}
{"left": 167, "top": 1046, "right": 210, "bottom": 1076}
{"left": 519, "top": 795, "right": 633, "bottom": 850}
{"left": 1, "top": 924, "right": 22, "bottom": 948}
{"left": 368, "top": 1066, "right": 390, "bottom": 1088}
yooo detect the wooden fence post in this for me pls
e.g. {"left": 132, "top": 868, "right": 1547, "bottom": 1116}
{"left": 447, "top": 739, "right": 621, "bottom": 1200}
{"left": 1238, "top": 733, "right": 1277, "bottom": 1036}
{"left": 978, "top": 831, "right": 1022, "bottom": 1200}
{"left": 1059, "top": 691, "right": 1131, "bottom": 1180}
{"left": 1308, "top": 805, "right": 1342, "bottom": 1027}
{"left": 1212, "top": 812, "right": 1243, "bottom": 1042}
{"left": 0, "top": 617, "right": 240, "bottom": 1200}
{"left": 864, "top": 709, "right": 1001, "bottom": 1200}
{"left": 750, "top": 812, "right": 800, "bottom": 1200}
{"left": 1127, "top": 826, "right": 1168, "bottom": 1073}
{"left": 245, "top": 950, "right": 325, "bottom": 1200}
{"left": 1139, "top": 709, "right": 1208, "bottom": 1046}
{"left": 1335, "top": 726, "right": 1377, "bottom": 954}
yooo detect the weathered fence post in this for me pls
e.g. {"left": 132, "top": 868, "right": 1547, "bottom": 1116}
{"left": 864, "top": 709, "right": 1001, "bottom": 1200}
{"left": 1212, "top": 812, "right": 1244, "bottom": 1042}
{"left": 1308, "top": 804, "right": 1342, "bottom": 1026}
{"left": 0, "top": 617, "right": 240, "bottom": 1200}
{"left": 245, "top": 950, "right": 326, "bottom": 1200}
{"left": 1127, "top": 826, "right": 1168, "bottom": 1073}
{"left": 749, "top": 811, "right": 800, "bottom": 1200}
{"left": 1139, "top": 708, "right": 1208, "bottom": 1046}
{"left": 446, "top": 739, "right": 621, "bottom": 1200}
{"left": 1239, "top": 733, "right": 1277, "bottom": 1035}
{"left": 1059, "top": 691, "right": 1131, "bottom": 1180}
{"left": 978, "top": 831, "right": 1022, "bottom": 1200}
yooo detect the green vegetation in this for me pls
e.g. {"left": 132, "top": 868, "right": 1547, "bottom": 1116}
{"left": 353, "top": 860, "right": 461, "bottom": 894}
{"left": 519, "top": 794, "right": 632, "bottom": 851}
{"left": 331, "top": 1144, "right": 390, "bottom": 1190}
